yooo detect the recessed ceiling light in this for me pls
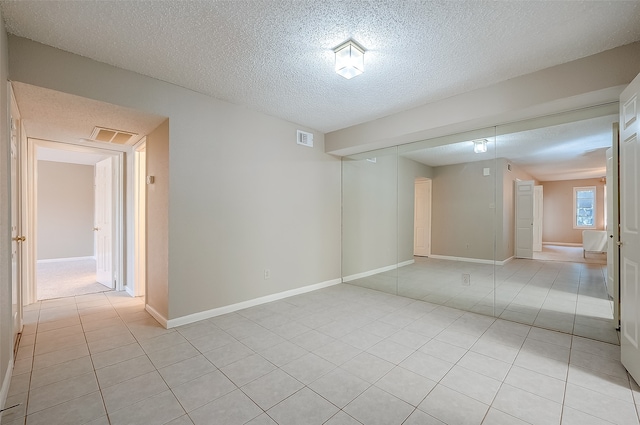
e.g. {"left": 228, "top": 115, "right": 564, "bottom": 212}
{"left": 473, "top": 139, "right": 488, "bottom": 153}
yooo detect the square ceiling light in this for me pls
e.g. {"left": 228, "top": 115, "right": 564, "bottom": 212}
{"left": 334, "top": 39, "right": 365, "bottom": 79}
{"left": 473, "top": 139, "right": 488, "bottom": 153}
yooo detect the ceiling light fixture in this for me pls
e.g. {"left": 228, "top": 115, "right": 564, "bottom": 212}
{"left": 334, "top": 39, "right": 365, "bottom": 79}
{"left": 473, "top": 139, "right": 488, "bottom": 153}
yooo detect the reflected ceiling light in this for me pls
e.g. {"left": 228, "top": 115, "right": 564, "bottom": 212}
{"left": 473, "top": 139, "right": 488, "bottom": 153}
{"left": 334, "top": 39, "right": 365, "bottom": 79}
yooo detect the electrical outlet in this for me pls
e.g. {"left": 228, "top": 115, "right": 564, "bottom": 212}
{"left": 462, "top": 273, "right": 471, "bottom": 286}
{"left": 264, "top": 269, "right": 270, "bottom": 280}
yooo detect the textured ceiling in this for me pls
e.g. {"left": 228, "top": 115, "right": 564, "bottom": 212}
{"left": 12, "top": 82, "right": 167, "bottom": 146}
{"left": 2, "top": 1, "right": 639, "bottom": 133}
{"left": 402, "top": 114, "right": 616, "bottom": 181}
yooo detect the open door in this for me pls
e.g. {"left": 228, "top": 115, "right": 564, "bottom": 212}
{"left": 515, "top": 180, "right": 534, "bottom": 259}
{"left": 620, "top": 72, "right": 640, "bottom": 384}
{"left": 413, "top": 178, "right": 431, "bottom": 257}
{"left": 95, "top": 157, "right": 114, "bottom": 288}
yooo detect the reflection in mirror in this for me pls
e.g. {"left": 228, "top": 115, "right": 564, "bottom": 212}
{"left": 494, "top": 104, "right": 619, "bottom": 344}
{"left": 342, "top": 147, "right": 398, "bottom": 294}
{"left": 395, "top": 128, "right": 498, "bottom": 316}
{"left": 341, "top": 104, "right": 620, "bottom": 344}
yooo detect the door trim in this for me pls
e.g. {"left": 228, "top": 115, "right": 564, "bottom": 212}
{"left": 25, "top": 138, "right": 125, "bottom": 304}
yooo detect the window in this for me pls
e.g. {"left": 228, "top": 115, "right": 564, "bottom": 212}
{"left": 574, "top": 186, "right": 596, "bottom": 228}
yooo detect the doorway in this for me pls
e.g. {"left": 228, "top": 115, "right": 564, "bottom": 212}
{"left": 26, "top": 139, "right": 124, "bottom": 303}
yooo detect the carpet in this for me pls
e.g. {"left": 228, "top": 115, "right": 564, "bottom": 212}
{"left": 37, "top": 258, "right": 112, "bottom": 300}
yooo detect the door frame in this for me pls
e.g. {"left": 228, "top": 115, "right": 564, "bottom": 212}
{"left": 131, "top": 137, "right": 147, "bottom": 297}
{"left": 514, "top": 179, "right": 535, "bottom": 259}
{"left": 25, "top": 138, "right": 125, "bottom": 304}
{"left": 413, "top": 178, "right": 432, "bottom": 257}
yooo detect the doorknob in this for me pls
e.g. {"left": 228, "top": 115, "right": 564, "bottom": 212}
{"left": 93, "top": 227, "right": 100, "bottom": 231}
{"left": 12, "top": 236, "right": 25, "bottom": 242}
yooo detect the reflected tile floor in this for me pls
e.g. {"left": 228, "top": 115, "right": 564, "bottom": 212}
{"left": 3, "top": 284, "right": 639, "bottom": 425}
{"left": 353, "top": 257, "right": 617, "bottom": 344}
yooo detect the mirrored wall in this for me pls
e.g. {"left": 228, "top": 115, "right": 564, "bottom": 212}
{"left": 342, "top": 104, "right": 620, "bottom": 343}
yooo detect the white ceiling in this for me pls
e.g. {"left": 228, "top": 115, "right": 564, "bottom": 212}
{"left": 402, "top": 114, "right": 617, "bottom": 181}
{"left": 1, "top": 1, "right": 639, "bottom": 134}
{"left": 12, "top": 82, "right": 167, "bottom": 147}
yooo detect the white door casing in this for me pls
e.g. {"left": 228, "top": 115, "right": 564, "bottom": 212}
{"left": 533, "top": 185, "right": 543, "bottom": 252}
{"left": 515, "top": 180, "right": 534, "bottom": 259}
{"left": 10, "top": 113, "right": 23, "bottom": 348}
{"left": 95, "top": 157, "right": 114, "bottom": 288}
{"left": 620, "top": 72, "right": 640, "bottom": 384}
{"left": 606, "top": 143, "right": 620, "bottom": 305}
{"left": 414, "top": 179, "right": 432, "bottom": 257}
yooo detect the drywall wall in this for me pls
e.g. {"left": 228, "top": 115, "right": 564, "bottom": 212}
{"left": 342, "top": 149, "right": 397, "bottom": 278}
{"left": 37, "top": 161, "right": 94, "bottom": 260}
{"left": 496, "top": 159, "right": 537, "bottom": 261}
{"left": 0, "top": 7, "right": 11, "bottom": 411}
{"left": 431, "top": 159, "right": 496, "bottom": 261}
{"left": 8, "top": 36, "right": 342, "bottom": 321}
{"left": 326, "top": 42, "right": 640, "bottom": 156}
{"left": 145, "top": 120, "right": 169, "bottom": 318}
{"left": 398, "top": 156, "right": 433, "bottom": 263}
{"left": 541, "top": 178, "right": 605, "bottom": 244}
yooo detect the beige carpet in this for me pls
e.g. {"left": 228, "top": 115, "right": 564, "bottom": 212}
{"left": 533, "top": 244, "right": 607, "bottom": 264}
{"left": 37, "top": 258, "right": 112, "bottom": 300}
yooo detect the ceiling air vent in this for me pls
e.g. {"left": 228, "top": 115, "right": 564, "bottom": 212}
{"left": 297, "top": 130, "right": 313, "bottom": 148}
{"left": 90, "top": 126, "right": 137, "bottom": 145}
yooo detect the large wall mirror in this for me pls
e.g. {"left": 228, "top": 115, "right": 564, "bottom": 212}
{"left": 342, "top": 103, "right": 620, "bottom": 344}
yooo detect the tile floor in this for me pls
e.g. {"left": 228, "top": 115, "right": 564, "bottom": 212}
{"left": 350, "top": 256, "right": 617, "bottom": 344}
{"left": 2, "top": 284, "right": 638, "bottom": 425}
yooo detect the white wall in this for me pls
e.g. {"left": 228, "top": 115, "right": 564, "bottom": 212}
{"left": 37, "top": 161, "right": 94, "bottom": 260}
{"left": 8, "top": 36, "right": 342, "bottom": 322}
{"left": 0, "top": 6, "right": 10, "bottom": 411}
{"left": 326, "top": 42, "right": 640, "bottom": 156}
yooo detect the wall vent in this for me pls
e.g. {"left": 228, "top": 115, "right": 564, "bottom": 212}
{"left": 297, "top": 130, "right": 313, "bottom": 147}
{"left": 90, "top": 126, "right": 137, "bottom": 145}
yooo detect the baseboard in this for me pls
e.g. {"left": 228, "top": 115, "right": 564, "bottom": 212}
{"left": 145, "top": 304, "right": 168, "bottom": 328}
{"left": 342, "top": 260, "right": 415, "bottom": 283}
{"left": 165, "top": 278, "right": 342, "bottom": 329}
{"left": 543, "top": 242, "right": 582, "bottom": 247}
{"left": 37, "top": 256, "right": 95, "bottom": 263}
{"left": 125, "top": 285, "right": 136, "bottom": 298}
{"left": 498, "top": 256, "right": 514, "bottom": 265}
{"left": 0, "top": 355, "right": 14, "bottom": 417}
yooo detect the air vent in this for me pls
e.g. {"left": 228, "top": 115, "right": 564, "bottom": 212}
{"left": 90, "top": 126, "right": 137, "bottom": 145}
{"left": 297, "top": 130, "right": 313, "bottom": 147}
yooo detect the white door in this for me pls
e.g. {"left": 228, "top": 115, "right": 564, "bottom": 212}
{"left": 10, "top": 116, "right": 23, "bottom": 348}
{"left": 620, "top": 72, "right": 640, "bottom": 384}
{"left": 95, "top": 157, "right": 113, "bottom": 287}
{"left": 414, "top": 179, "right": 431, "bottom": 257}
{"left": 606, "top": 145, "right": 619, "bottom": 302}
{"left": 533, "top": 186, "right": 543, "bottom": 252}
{"left": 515, "top": 180, "right": 534, "bottom": 259}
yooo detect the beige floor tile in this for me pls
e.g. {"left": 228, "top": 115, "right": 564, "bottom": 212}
{"left": 24, "top": 391, "right": 105, "bottom": 425}
{"left": 101, "top": 370, "right": 168, "bottom": 413}
{"left": 108, "top": 390, "right": 185, "bottom": 425}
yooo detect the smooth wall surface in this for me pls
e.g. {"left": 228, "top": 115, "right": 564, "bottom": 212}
{"left": 541, "top": 178, "right": 606, "bottom": 244}
{"left": 8, "top": 36, "right": 342, "bottom": 320}
{"left": 146, "top": 120, "right": 169, "bottom": 318}
{"left": 37, "top": 161, "right": 94, "bottom": 260}
{"left": 0, "top": 6, "right": 11, "bottom": 407}
{"left": 431, "top": 158, "right": 496, "bottom": 261}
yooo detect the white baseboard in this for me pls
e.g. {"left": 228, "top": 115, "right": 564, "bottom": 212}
{"left": 145, "top": 304, "right": 168, "bottom": 328}
{"left": 428, "top": 254, "right": 512, "bottom": 266}
{"left": 0, "top": 355, "right": 14, "bottom": 417}
{"left": 37, "top": 256, "right": 95, "bottom": 263}
{"left": 543, "top": 242, "right": 582, "bottom": 247}
{"left": 125, "top": 285, "right": 136, "bottom": 298}
{"left": 165, "top": 278, "right": 342, "bottom": 329}
{"left": 342, "top": 260, "right": 415, "bottom": 283}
